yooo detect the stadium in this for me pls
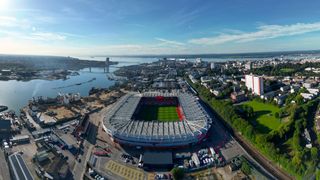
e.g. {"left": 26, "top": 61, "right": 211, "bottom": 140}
{"left": 102, "top": 90, "right": 212, "bottom": 147}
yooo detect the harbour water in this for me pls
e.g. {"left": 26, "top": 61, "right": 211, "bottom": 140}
{"left": 0, "top": 55, "right": 273, "bottom": 112}
{"left": 0, "top": 57, "right": 155, "bottom": 113}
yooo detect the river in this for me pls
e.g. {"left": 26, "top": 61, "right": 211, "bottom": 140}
{"left": 0, "top": 57, "right": 158, "bottom": 113}
{"left": 0, "top": 55, "right": 250, "bottom": 113}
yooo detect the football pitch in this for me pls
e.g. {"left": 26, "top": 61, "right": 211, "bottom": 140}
{"left": 138, "top": 105, "right": 180, "bottom": 122}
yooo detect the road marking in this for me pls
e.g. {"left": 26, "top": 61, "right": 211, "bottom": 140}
{"left": 105, "top": 160, "right": 144, "bottom": 180}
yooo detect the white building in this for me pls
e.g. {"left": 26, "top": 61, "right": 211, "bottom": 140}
{"left": 200, "top": 76, "right": 212, "bottom": 83}
{"left": 245, "top": 74, "right": 264, "bottom": 95}
{"left": 195, "top": 58, "right": 202, "bottom": 64}
{"left": 245, "top": 62, "right": 252, "bottom": 70}
{"left": 301, "top": 93, "right": 314, "bottom": 100}
{"left": 58, "top": 92, "right": 81, "bottom": 105}
{"left": 307, "top": 88, "right": 319, "bottom": 95}
{"left": 210, "top": 62, "right": 215, "bottom": 70}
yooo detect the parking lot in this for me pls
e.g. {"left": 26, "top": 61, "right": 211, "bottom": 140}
{"left": 105, "top": 160, "right": 144, "bottom": 180}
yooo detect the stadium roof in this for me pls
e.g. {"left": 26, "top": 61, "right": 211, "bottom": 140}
{"left": 103, "top": 90, "right": 212, "bottom": 146}
{"left": 8, "top": 153, "right": 34, "bottom": 180}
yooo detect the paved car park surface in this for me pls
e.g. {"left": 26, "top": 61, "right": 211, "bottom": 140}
{"left": 105, "top": 160, "right": 144, "bottom": 180}
{"left": 0, "top": 149, "right": 10, "bottom": 180}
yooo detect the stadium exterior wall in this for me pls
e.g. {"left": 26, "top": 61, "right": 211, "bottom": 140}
{"left": 102, "top": 91, "right": 211, "bottom": 148}
{"left": 102, "top": 119, "right": 208, "bottom": 148}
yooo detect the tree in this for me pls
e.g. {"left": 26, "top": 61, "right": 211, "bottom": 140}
{"left": 241, "top": 159, "right": 252, "bottom": 175}
{"left": 316, "top": 170, "right": 320, "bottom": 180}
{"left": 311, "top": 147, "right": 318, "bottom": 161}
{"left": 295, "top": 95, "right": 304, "bottom": 105}
{"left": 292, "top": 151, "right": 302, "bottom": 166}
{"left": 275, "top": 112, "right": 279, "bottom": 119}
{"left": 241, "top": 105, "right": 254, "bottom": 118}
{"left": 245, "top": 125, "right": 254, "bottom": 140}
{"left": 171, "top": 167, "right": 185, "bottom": 180}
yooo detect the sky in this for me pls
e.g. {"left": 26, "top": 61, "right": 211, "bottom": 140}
{"left": 1, "top": 0, "right": 320, "bottom": 56}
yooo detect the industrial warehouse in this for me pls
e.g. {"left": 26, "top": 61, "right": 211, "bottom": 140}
{"left": 103, "top": 90, "right": 212, "bottom": 147}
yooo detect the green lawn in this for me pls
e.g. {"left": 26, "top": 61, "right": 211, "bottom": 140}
{"left": 138, "top": 105, "right": 180, "bottom": 122}
{"left": 242, "top": 100, "right": 281, "bottom": 133}
{"left": 280, "top": 68, "right": 295, "bottom": 73}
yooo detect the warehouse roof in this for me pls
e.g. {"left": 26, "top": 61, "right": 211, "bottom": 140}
{"left": 8, "top": 153, "right": 34, "bottom": 180}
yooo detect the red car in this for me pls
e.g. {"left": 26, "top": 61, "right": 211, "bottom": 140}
{"left": 103, "top": 148, "right": 112, "bottom": 153}
{"left": 94, "top": 150, "right": 109, "bottom": 156}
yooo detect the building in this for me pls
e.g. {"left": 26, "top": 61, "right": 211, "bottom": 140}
{"left": 307, "top": 88, "right": 319, "bottom": 95}
{"left": 245, "top": 74, "right": 264, "bottom": 95}
{"left": 303, "top": 82, "right": 314, "bottom": 89}
{"left": 210, "top": 62, "right": 215, "bottom": 70}
{"left": 191, "top": 153, "right": 200, "bottom": 167}
{"left": 245, "top": 62, "right": 252, "bottom": 70}
{"left": 57, "top": 93, "right": 81, "bottom": 105}
{"left": 188, "top": 74, "right": 198, "bottom": 84}
{"left": 274, "top": 94, "right": 288, "bottom": 105}
{"left": 280, "top": 85, "right": 290, "bottom": 92}
{"left": 106, "top": 57, "right": 110, "bottom": 66}
{"left": 103, "top": 91, "right": 211, "bottom": 148}
{"left": 10, "top": 135, "right": 30, "bottom": 145}
{"left": 1, "top": 69, "right": 12, "bottom": 75}
{"left": 8, "top": 153, "right": 34, "bottom": 180}
{"left": 301, "top": 93, "right": 315, "bottom": 100}
{"left": 142, "top": 151, "right": 173, "bottom": 169}
{"left": 52, "top": 132, "right": 77, "bottom": 150}
{"left": 0, "top": 119, "right": 11, "bottom": 134}
{"left": 260, "top": 91, "right": 275, "bottom": 100}
{"left": 230, "top": 92, "right": 246, "bottom": 103}
{"left": 195, "top": 58, "right": 202, "bottom": 65}
{"left": 200, "top": 76, "right": 212, "bottom": 83}
{"left": 304, "top": 129, "right": 312, "bottom": 148}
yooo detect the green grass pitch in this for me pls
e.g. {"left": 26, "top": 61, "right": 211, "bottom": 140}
{"left": 138, "top": 105, "right": 180, "bottom": 122}
{"left": 241, "top": 100, "right": 281, "bottom": 133}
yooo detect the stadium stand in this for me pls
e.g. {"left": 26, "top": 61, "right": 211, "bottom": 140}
{"left": 103, "top": 90, "right": 211, "bottom": 147}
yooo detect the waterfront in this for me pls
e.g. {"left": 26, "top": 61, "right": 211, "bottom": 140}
{"left": 0, "top": 53, "right": 308, "bottom": 113}
{"left": 0, "top": 57, "right": 140, "bottom": 113}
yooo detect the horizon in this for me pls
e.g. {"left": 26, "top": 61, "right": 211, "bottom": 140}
{"left": 1, "top": 49, "right": 320, "bottom": 59}
{"left": 1, "top": 0, "right": 320, "bottom": 56}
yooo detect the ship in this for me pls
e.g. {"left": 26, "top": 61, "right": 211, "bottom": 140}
{"left": 0, "top": 105, "right": 8, "bottom": 112}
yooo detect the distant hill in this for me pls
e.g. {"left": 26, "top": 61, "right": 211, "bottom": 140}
{"left": 0, "top": 54, "right": 106, "bottom": 70}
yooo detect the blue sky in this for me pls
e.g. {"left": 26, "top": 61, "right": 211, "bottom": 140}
{"left": 1, "top": 0, "right": 320, "bottom": 56}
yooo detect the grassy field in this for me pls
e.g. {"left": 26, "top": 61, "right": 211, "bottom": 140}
{"left": 138, "top": 105, "right": 180, "bottom": 122}
{"left": 280, "top": 68, "right": 295, "bottom": 73}
{"left": 242, "top": 100, "right": 281, "bottom": 133}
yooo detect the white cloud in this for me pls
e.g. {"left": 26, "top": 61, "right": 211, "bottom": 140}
{"left": 0, "top": 37, "right": 188, "bottom": 56}
{"left": 0, "top": 16, "right": 17, "bottom": 27}
{"left": 29, "top": 32, "right": 66, "bottom": 41}
{"left": 155, "top": 38, "right": 184, "bottom": 46}
{"left": 189, "top": 22, "right": 320, "bottom": 45}
{"left": 0, "top": 16, "right": 30, "bottom": 29}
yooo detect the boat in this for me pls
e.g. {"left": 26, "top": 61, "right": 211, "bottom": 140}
{"left": 0, "top": 105, "right": 8, "bottom": 112}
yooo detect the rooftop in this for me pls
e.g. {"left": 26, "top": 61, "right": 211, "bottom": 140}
{"left": 103, "top": 91, "right": 211, "bottom": 144}
{"left": 143, "top": 151, "right": 173, "bottom": 165}
{"left": 8, "top": 153, "right": 34, "bottom": 180}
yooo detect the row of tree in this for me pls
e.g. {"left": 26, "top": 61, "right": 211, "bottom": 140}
{"left": 189, "top": 80, "right": 319, "bottom": 178}
{"left": 251, "top": 62, "right": 320, "bottom": 76}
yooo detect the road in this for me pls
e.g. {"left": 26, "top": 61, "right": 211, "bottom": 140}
{"left": 0, "top": 149, "right": 10, "bottom": 180}
{"left": 72, "top": 108, "right": 108, "bottom": 180}
{"left": 72, "top": 139, "right": 94, "bottom": 180}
